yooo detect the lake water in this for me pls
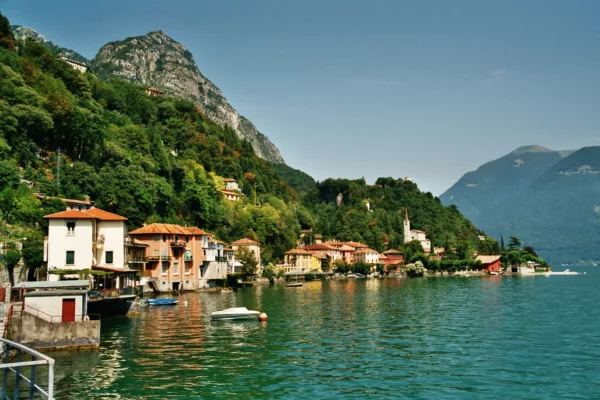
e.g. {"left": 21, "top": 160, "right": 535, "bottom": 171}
{"left": 50, "top": 268, "right": 600, "bottom": 399}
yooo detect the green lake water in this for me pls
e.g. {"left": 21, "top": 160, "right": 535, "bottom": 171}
{"left": 49, "top": 268, "right": 600, "bottom": 399}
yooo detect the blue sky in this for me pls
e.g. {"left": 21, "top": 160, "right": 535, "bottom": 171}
{"left": 3, "top": 0, "right": 599, "bottom": 195}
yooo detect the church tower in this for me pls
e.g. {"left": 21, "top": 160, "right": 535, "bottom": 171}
{"left": 403, "top": 209, "right": 411, "bottom": 243}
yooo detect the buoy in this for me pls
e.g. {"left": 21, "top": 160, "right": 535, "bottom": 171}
{"left": 258, "top": 312, "right": 268, "bottom": 322}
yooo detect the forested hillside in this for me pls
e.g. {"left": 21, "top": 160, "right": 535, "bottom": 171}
{"left": 0, "top": 12, "right": 489, "bottom": 268}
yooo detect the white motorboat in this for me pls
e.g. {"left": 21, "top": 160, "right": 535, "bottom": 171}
{"left": 210, "top": 307, "right": 260, "bottom": 320}
{"left": 544, "top": 269, "right": 580, "bottom": 276}
{"left": 489, "top": 271, "right": 499, "bottom": 276}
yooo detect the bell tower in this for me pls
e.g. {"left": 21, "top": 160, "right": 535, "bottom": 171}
{"left": 403, "top": 209, "right": 411, "bottom": 243}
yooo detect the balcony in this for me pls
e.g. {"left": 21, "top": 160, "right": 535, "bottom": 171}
{"left": 184, "top": 255, "right": 194, "bottom": 262}
{"left": 170, "top": 240, "right": 186, "bottom": 247}
{"left": 145, "top": 255, "right": 172, "bottom": 262}
{"left": 127, "top": 257, "right": 146, "bottom": 264}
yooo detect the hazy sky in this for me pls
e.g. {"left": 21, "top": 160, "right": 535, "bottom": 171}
{"left": 3, "top": 0, "right": 599, "bottom": 194}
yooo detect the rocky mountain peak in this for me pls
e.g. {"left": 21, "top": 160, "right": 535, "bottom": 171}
{"left": 91, "top": 30, "right": 284, "bottom": 164}
{"left": 11, "top": 25, "right": 89, "bottom": 65}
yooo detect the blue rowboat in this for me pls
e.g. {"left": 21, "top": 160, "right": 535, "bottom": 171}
{"left": 147, "top": 298, "right": 178, "bottom": 306}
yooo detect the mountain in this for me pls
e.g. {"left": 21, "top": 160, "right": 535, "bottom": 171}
{"left": 441, "top": 145, "right": 600, "bottom": 264}
{"left": 11, "top": 25, "right": 89, "bottom": 65}
{"left": 91, "top": 30, "right": 284, "bottom": 164}
{"left": 440, "top": 145, "right": 567, "bottom": 222}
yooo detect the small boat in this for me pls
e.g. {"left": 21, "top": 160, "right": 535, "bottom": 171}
{"left": 354, "top": 273, "right": 366, "bottom": 278}
{"left": 211, "top": 307, "right": 260, "bottom": 320}
{"left": 147, "top": 298, "right": 178, "bottom": 306}
{"left": 286, "top": 282, "right": 303, "bottom": 287}
{"left": 489, "top": 271, "right": 499, "bottom": 276}
{"left": 220, "top": 287, "right": 234, "bottom": 293}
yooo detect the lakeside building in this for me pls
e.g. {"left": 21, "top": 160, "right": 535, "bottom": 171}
{"left": 304, "top": 244, "right": 341, "bottom": 270}
{"left": 354, "top": 248, "right": 379, "bottom": 264}
{"left": 283, "top": 249, "right": 313, "bottom": 273}
{"left": 223, "top": 178, "right": 239, "bottom": 191}
{"left": 382, "top": 249, "right": 404, "bottom": 268}
{"left": 232, "top": 238, "right": 261, "bottom": 265}
{"left": 327, "top": 242, "right": 357, "bottom": 264}
{"left": 43, "top": 207, "right": 137, "bottom": 317}
{"left": 403, "top": 211, "right": 432, "bottom": 253}
{"left": 220, "top": 190, "right": 240, "bottom": 201}
{"left": 476, "top": 255, "right": 501, "bottom": 273}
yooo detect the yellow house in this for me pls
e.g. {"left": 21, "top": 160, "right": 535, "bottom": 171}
{"left": 311, "top": 255, "right": 322, "bottom": 273}
{"left": 284, "top": 249, "right": 312, "bottom": 273}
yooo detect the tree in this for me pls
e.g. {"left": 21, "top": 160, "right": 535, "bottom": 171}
{"left": 261, "top": 263, "right": 277, "bottom": 284}
{"left": 500, "top": 236, "right": 505, "bottom": 251}
{"left": 455, "top": 240, "right": 472, "bottom": 260}
{"left": 0, "top": 242, "right": 21, "bottom": 286}
{"left": 21, "top": 238, "right": 44, "bottom": 281}
{"left": 0, "top": 12, "right": 15, "bottom": 50}
{"left": 0, "top": 160, "right": 19, "bottom": 189}
{"left": 508, "top": 236, "right": 522, "bottom": 251}
{"left": 235, "top": 246, "right": 258, "bottom": 279}
{"left": 403, "top": 240, "right": 424, "bottom": 263}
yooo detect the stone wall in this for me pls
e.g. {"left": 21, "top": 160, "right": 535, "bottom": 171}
{"left": 10, "top": 313, "right": 100, "bottom": 350}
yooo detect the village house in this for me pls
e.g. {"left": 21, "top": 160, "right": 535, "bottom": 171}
{"left": 223, "top": 178, "right": 239, "bottom": 191}
{"left": 128, "top": 223, "right": 205, "bottom": 292}
{"left": 354, "top": 248, "right": 379, "bottom": 264}
{"left": 403, "top": 211, "right": 432, "bottom": 253}
{"left": 304, "top": 244, "right": 341, "bottom": 270}
{"left": 59, "top": 56, "right": 88, "bottom": 73}
{"left": 35, "top": 193, "right": 93, "bottom": 211}
{"left": 232, "top": 238, "right": 261, "bottom": 266}
{"left": 283, "top": 249, "right": 313, "bottom": 273}
{"left": 382, "top": 249, "right": 404, "bottom": 268}
{"left": 314, "top": 234, "right": 323, "bottom": 244}
{"left": 220, "top": 190, "right": 241, "bottom": 201}
{"left": 476, "top": 255, "right": 502, "bottom": 273}
{"left": 145, "top": 87, "right": 165, "bottom": 96}
{"left": 327, "top": 242, "right": 357, "bottom": 264}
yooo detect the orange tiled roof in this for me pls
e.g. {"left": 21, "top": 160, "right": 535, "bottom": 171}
{"left": 285, "top": 248, "right": 312, "bottom": 255}
{"left": 232, "top": 238, "right": 260, "bottom": 245}
{"left": 343, "top": 241, "right": 368, "bottom": 249}
{"left": 129, "top": 223, "right": 191, "bottom": 235}
{"left": 304, "top": 244, "right": 336, "bottom": 251}
{"left": 476, "top": 255, "right": 501, "bottom": 264}
{"left": 383, "top": 249, "right": 403, "bottom": 255}
{"left": 354, "top": 248, "right": 378, "bottom": 254}
{"left": 44, "top": 207, "right": 127, "bottom": 221}
{"left": 186, "top": 227, "right": 210, "bottom": 235}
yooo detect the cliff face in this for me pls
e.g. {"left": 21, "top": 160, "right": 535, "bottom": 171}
{"left": 91, "top": 30, "right": 284, "bottom": 163}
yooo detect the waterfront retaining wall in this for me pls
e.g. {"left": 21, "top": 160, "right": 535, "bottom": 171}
{"left": 10, "top": 313, "right": 100, "bottom": 350}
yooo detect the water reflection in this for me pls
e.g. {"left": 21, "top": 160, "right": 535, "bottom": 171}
{"left": 50, "top": 272, "right": 600, "bottom": 399}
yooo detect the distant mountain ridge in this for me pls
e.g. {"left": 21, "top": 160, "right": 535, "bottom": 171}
{"left": 441, "top": 145, "right": 600, "bottom": 264}
{"left": 11, "top": 25, "right": 89, "bottom": 65}
{"left": 91, "top": 30, "right": 284, "bottom": 164}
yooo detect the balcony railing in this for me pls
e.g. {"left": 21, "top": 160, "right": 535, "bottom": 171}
{"left": 170, "top": 240, "right": 186, "bottom": 247}
{"left": 145, "top": 255, "right": 172, "bottom": 262}
{"left": 127, "top": 257, "right": 146, "bottom": 263}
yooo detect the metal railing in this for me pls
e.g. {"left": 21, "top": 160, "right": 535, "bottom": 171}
{"left": 145, "top": 255, "right": 172, "bottom": 262}
{"left": 13, "top": 304, "right": 99, "bottom": 324}
{"left": 0, "top": 338, "right": 54, "bottom": 399}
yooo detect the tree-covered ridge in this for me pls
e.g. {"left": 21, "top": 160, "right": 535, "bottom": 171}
{"left": 0, "top": 11, "right": 491, "bottom": 270}
{"left": 304, "top": 177, "right": 485, "bottom": 253}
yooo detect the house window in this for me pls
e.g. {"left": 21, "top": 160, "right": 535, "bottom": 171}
{"left": 106, "top": 251, "right": 114, "bottom": 264}
{"left": 185, "top": 262, "right": 191, "bottom": 274}
{"left": 66, "top": 221, "right": 76, "bottom": 234}
{"left": 173, "top": 262, "right": 179, "bottom": 275}
{"left": 185, "top": 236, "right": 190, "bottom": 243}
{"left": 153, "top": 249, "right": 159, "bottom": 257}
{"left": 162, "top": 248, "right": 168, "bottom": 258}
{"left": 66, "top": 251, "right": 75, "bottom": 265}
{"left": 153, "top": 235, "right": 159, "bottom": 242}
{"left": 162, "top": 235, "right": 167, "bottom": 242}
{"left": 161, "top": 262, "right": 169, "bottom": 275}
{"left": 174, "top": 235, "right": 179, "bottom": 242}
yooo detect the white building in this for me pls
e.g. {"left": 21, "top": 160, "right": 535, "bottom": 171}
{"left": 354, "top": 248, "right": 379, "bottom": 264}
{"left": 44, "top": 208, "right": 128, "bottom": 280}
{"left": 223, "top": 178, "right": 239, "bottom": 191}
{"left": 59, "top": 56, "right": 88, "bottom": 73}
{"left": 403, "top": 210, "right": 432, "bottom": 253}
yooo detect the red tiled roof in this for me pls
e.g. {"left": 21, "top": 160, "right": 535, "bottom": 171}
{"left": 304, "top": 244, "right": 336, "bottom": 251}
{"left": 476, "top": 255, "right": 501, "bottom": 264}
{"left": 44, "top": 207, "right": 127, "bottom": 221}
{"left": 343, "top": 241, "right": 368, "bottom": 249}
{"left": 355, "top": 248, "right": 378, "bottom": 254}
{"left": 232, "top": 238, "right": 260, "bottom": 245}
{"left": 128, "top": 223, "right": 191, "bottom": 235}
